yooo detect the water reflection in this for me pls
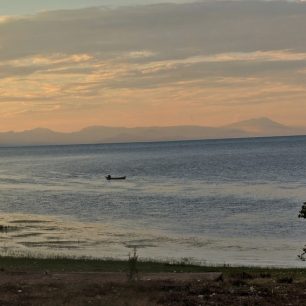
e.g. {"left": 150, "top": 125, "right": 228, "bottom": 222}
{"left": 0, "top": 212, "right": 304, "bottom": 267}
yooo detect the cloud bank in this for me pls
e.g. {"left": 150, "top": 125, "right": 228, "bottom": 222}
{"left": 1, "top": 1, "right": 306, "bottom": 131}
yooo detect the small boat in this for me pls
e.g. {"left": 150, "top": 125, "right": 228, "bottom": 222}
{"left": 106, "top": 175, "right": 126, "bottom": 181}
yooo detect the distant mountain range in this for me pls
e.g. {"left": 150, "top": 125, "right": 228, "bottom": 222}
{"left": 1, "top": 117, "right": 306, "bottom": 147}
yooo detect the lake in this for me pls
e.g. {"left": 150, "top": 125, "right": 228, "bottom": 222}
{"left": 0, "top": 136, "right": 306, "bottom": 267}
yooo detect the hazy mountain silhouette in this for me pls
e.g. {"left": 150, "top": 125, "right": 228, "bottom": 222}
{"left": 0, "top": 118, "right": 305, "bottom": 146}
{"left": 224, "top": 117, "right": 304, "bottom": 136}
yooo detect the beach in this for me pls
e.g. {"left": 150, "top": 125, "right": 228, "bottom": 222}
{"left": 0, "top": 256, "right": 306, "bottom": 305}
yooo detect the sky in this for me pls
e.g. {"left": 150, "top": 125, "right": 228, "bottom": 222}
{"left": 1, "top": 0, "right": 306, "bottom": 132}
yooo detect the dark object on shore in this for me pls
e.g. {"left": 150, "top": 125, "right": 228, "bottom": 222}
{"left": 128, "top": 247, "right": 139, "bottom": 281}
{"left": 106, "top": 175, "right": 126, "bottom": 181}
{"left": 277, "top": 276, "right": 294, "bottom": 284}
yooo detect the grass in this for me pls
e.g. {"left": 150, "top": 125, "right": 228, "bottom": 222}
{"left": 0, "top": 254, "right": 305, "bottom": 279}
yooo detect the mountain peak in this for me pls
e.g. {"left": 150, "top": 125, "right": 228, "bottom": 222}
{"left": 23, "top": 127, "right": 55, "bottom": 134}
{"left": 225, "top": 117, "right": 288, "bottom": 134}
{"left": 230, "top": 117, "right": 284, "bottom": 126}
{"left": 0, "top": 119, "right": 305, "bottom": 147}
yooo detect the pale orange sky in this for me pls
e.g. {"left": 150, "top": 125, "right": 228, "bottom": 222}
{"left": 1, "top": 1, "right": 306, "bottom": 132}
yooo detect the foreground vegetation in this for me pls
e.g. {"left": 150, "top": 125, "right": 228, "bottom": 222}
{"left": 0, "top": 254, "right": 305, "bottom": 276}
{"left": 0, "top": 255, "right": 306, "bottom": 305}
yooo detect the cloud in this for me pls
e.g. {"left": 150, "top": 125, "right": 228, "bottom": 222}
{"left": 1, "top": 1, "right": 306, "bottom": 129}
{"left": 0, "top": 16, "right": 12, "bottom": 23}
{"left": 1, "top": 2, "right": 306, "bottom": 61}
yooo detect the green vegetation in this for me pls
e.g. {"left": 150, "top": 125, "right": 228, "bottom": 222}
{"left": 0, "top": 254, "right": 305, "bottom": 279}
{"left": 298, "top": 201, "right": 306, "bottom": 260}
{"left": 298, "top": 202, "right": 306, "bottom": 219}
{"left": 127, "top": 247, "right": 139, "bottom": 281}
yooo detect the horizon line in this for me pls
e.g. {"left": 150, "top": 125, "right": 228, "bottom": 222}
{"left": 0, "top": 117, "right": 302, "bottom": 134}
{"left": 1, "top": 133, "right": 306, "bottom": 150}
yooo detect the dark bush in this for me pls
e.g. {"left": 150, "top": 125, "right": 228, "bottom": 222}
{"left": 277, "top": 276, "right": 293, "bottom": 284}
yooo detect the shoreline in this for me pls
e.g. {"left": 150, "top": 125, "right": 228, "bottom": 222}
{"left": 1, "top": 254, "right": 305, "bottom": 274}
{"left": 0, "top": 255, "right": 306, "bottom": 305}
{"left": 1, "top": 210, "right": 304, "bottom": 270}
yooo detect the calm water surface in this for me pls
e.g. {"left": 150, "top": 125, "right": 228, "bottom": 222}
{"left": 0, "top": 136, "right": 306, "bottom": 267}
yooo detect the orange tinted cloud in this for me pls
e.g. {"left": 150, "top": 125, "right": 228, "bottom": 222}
{"left": 0, "top": 2, "right": 306, "bottom": 131}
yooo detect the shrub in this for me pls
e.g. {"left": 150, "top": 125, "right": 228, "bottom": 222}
{"left": 277, "top": 276, "right": 293, "bottom": 284}
{"left": 127, "top": 247, "right": 139, "bottom": 281}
